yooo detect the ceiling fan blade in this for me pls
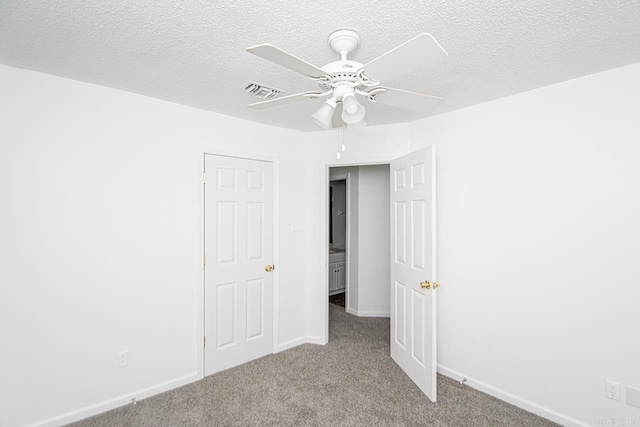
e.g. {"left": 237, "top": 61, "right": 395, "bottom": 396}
{"left": 246, "top": 44, "right": 331, "bottom": 79}
{"left": 360, "top": 34, "right": 448, "bottom": 83}
{"left": 371, "top": 87, "right": 443, "bottom": 114}
{"left": 247, "top": 92, "right": 322, "bottom": 110}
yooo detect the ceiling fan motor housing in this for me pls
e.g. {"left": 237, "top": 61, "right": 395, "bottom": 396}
{"left": 320, "top": 30, "right": 366, "bottom": 93}
{"left": 319, "top": 60, "right": 365, "bottom": 92}
{"left": 328, "top": 29, "right": 360, "bottom": 56}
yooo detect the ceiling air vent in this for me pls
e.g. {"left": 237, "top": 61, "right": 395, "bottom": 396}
{"left": 243, "top": 81, "right": 283, "bottom": 99}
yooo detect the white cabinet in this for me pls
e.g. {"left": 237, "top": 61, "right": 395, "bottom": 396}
{"left": 329, "top": 252, "right": 346, "bottom": 295}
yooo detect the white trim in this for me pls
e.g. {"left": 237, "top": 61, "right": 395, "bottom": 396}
{"left": 198, "top": 147, "right": 280, "bottom": 378}
{"left": 277, "top": 335, "right": 325, "bottom": 352}
{"left": 321, "top": 157, "right": 397, "bottom": 344}
{"left": 329, "top": 173, "right": 351, "bottom": 319}
{"left": 437, "top": 365, "right": 589, "bottom": 427}
{"left": 348, "top": 310, "right": 390, "bottom": 317}
{"left": 277, "top": 336, "right": 309, "bottom": 352}
{"left": 319, "top": 165, "right": 330, "bottom": 345}
{"left": 344, "top": 175, "right": 351, "bottom": 313}
{"left": 271, "top": 159, "right": 281, "bottom": 355}
{"left": 305, "top": 336, "right": 325, "bottom": 345}
{"left": 27, "top": 373, "right": 199, "bottom": 427}
{"left": 330, "top": 173, "right": 349, "bottom": 181}
{"left": 195, "top": 146, "right": 205, "bottom": 380}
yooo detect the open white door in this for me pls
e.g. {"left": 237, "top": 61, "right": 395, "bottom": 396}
{"left": 204, "top": 154, "right": 274, "bottom": 375}
{"left": 390, "top": 146, "right": 437, "bottom": 401}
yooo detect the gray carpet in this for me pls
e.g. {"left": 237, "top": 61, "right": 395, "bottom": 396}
{"left": 71, "top": 304, "right": 558, "bottom": 426}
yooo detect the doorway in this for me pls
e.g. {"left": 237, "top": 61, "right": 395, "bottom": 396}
{"left": 327, "top": 165, "right": 391, "bottom": 318}
{"left": 322, "top": 146, "right": 438, "bottom": 401}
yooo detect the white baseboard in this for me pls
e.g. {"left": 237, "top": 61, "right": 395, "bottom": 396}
{"left": 345, "top": 307, "right": 390, "bottom": 318}
{"left": 305, "top": 336, "right": 325, "bottom": 345}
{"left": 277, "top": 335, "right": 325, "bottom": 352}
{"left": 357, "top": 310, "right": 390, "bottom": 317}
{"left": 25, "top": 351, "right": 583, "bottom": 427}
{"left": 27, "top": 372, "right": 199, "bottom": 427}
{"left": 437, "top": 365, "right": 589, "bottom": 427}
{"left": 30, "top": 335, "right": 326, "bottom": 427}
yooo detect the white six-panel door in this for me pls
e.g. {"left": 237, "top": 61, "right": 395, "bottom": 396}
{"left": 204, "top": 154, "right": 274, "bottom": 376}
{"left": 390, "top": 146, "right": 437, "bottom": 401}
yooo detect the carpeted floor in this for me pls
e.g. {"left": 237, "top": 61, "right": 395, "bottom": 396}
{"left": 70, "top": 304, "right": 558, "bottom": 427}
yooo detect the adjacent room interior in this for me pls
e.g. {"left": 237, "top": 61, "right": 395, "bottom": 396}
{"left": 327, "top": 165, "right": 391, "bottom": 320}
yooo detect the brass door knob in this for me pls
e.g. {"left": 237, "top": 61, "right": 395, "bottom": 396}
{"left": 420, "top": 280, "right": 431, "bottom": 289}
{"left": 433, "top": 281, "right": 441, "bottom": 289}
{"left": 265, "top": 264, "right": 275, "bottom": 272}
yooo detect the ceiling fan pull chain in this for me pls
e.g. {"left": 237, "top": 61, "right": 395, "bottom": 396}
{"left": 337, "top": 127, "right": 345, "bottom": 159}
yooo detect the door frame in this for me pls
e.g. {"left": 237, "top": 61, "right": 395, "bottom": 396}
{"left": 320, "top": 157, "right": 395, "bottom": 344}
{"left": 196, "top": 147, "right": 280, "bottom": 379}
{"left": 328, "top": 172, "right": 350, "bottom": 312}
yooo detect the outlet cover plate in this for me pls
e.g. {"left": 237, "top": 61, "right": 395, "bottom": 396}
{"left": 606, "top": 380, "right": 620, "bottom": 401}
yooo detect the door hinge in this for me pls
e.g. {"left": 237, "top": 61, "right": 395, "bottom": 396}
{"left": 203, "top": 336, "right": 206, "bottom": 348}
{"left": 203, "top": 254, "right": 207, "bottom": 268}
{"left": 202, "top": 172, "right": 207, "bottom": 184}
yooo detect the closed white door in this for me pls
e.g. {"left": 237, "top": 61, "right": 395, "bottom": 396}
{"left": 390, "top": 146, "right": 437, "bottom": 401}
{"left": 204, "top": 154, "right": 274, "bottom": 376}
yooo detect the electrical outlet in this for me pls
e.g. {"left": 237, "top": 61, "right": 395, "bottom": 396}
{"left": 117, "top": 350, "right": 129, "bottom": 368}
{"left": 606, "top": 380, "right": 620, "bottom": 401}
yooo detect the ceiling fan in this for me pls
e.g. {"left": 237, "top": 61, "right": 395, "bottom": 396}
{"left": 246, "top": 30, "right": 448, "bottom": 129}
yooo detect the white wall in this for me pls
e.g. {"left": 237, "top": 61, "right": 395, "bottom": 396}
{"left": 356, "top": 165, "right": 390, "bottom": 316}
{"left": 310, "top": 63, "right": 640, "bottom": 425}
{"left": 4, "top": 58, "right": 637, "bottom": 427}
{"left": 410, "top": 63, "right": 640, "bottom": 425}
{"left": 0, "top": 65, "right": 312, "bottom": 427}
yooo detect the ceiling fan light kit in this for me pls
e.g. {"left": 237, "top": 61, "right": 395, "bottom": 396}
{"left": 340, "top": 94, "right": 366, "bottom": 124}
{"left": 246, "top": 29, "right": 448, "bottom": 129}
{"left": 311, "top": 98, "right": 338, "bottom": 129}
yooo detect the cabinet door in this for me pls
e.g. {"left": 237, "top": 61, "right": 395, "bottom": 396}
{"left": 336, "top": 262, "right": 346, "bottom": 290}
{"left": 328, "top": 263, "right": 337, "bottom": 291}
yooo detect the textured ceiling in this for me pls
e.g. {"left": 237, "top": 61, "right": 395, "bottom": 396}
{"left": 1, "top": 1, "right": 639, "bottom": 132}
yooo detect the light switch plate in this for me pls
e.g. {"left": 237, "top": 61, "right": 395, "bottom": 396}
{"left": 627, "top": 385, "right": 640, "bottom": 409}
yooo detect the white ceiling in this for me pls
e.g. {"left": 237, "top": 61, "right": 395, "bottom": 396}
{"left": 1, "top": 1, "right": 639, "bottom": 132}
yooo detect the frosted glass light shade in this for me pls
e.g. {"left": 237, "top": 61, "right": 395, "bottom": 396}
{"left": 341, "top": 97, "right": 366, "bottom": 124}
{"left": 342, "top": 94, "right": 359, "bottom": 114}
{"left": 311, "top": 99, "right": 337, "bottom": 129}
